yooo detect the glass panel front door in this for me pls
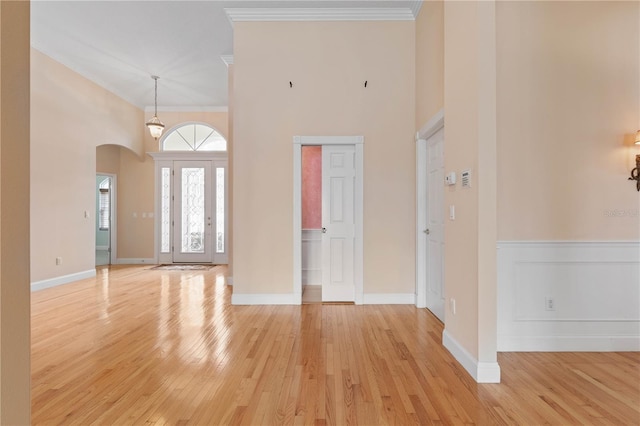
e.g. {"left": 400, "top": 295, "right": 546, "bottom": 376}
{"left": 173, "top": 161, "right": 212, "bottom": 263}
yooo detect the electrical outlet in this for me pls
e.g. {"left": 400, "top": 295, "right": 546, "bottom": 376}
{"left": 450, "top": 298, "right": 456, "bottom": 315}
{"left": 545, "top": 297, "right": 555, "bottom": 311}
{"left": 56, "top": 257, "right": 62, "bottom": 266}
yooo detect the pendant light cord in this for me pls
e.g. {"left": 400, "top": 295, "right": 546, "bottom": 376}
{"left": 153, "top": 75, "right": 159, "bottom": 117}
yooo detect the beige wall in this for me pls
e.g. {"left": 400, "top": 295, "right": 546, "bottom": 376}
{"left": 415, "top": 0, "right": 444, "bottom": 128}
{"left": 0, "top": 2, "right": 31, "bottom": 423}
{"left": 96, "top": 144, "right": 121, "bottom": 174}
{"left": 443, "top": 1, "right": 498, "bottom": 363}
{"left": 31, "top": 49, "right": 144, "bottom": 282}
{"left": 497, "top": 1, "right": 640, "bottom": 241}
{"left": 233, "top": 21, "right": 416, "bottom": 295}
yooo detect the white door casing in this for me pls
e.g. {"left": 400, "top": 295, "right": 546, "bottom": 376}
{"left": 416, "top": 109, "right": 445, "bottom": 319}
{"left": 321, "top": 145, "right": 356, "bottom": 302}
{"left": 425, "top": 128, "right": 445, "bottom": 321}
{"left": 149, "top": 152, "right": 228, "bottom": 265}
{"left": 293, "top": 136, "right": 363, "bottom": 305}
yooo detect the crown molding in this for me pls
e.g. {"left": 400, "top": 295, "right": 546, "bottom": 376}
{"left": 220, "top": 55, "right": 234, "bottom": 67}
{"left": 409, "top": 1, "right": 423, "bottom": 18}
{"left": 144, "top": 106, "right": 229, "bottom": 113}
{"left": 225, "top": 8, "right": 417, "bottom": 25}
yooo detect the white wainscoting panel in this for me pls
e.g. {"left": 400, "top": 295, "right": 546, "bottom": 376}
{"left": 497, "top": 241, "right": 640, "bottom": 351}
{"left": 302, "top": 229, "right": 322, "bottom": 286}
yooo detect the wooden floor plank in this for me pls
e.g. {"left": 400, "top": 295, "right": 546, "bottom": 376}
{"left": 31, "top": 265, "right": 640, "bottom": 425}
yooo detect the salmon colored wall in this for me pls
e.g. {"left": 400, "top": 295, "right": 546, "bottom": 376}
{"left": 497, "top": 1, "right": 640, "bottom": 241}
{"left": 233, "top": 21, "right": 416, "bottom": 295}
{"left": 30, "top": 49, "right": 144, "bottom": 282}
{"left": 0, "top": 3, "right": 31, "bottom": 422}
{"left": 302, "top": 146, "right": 322, "bottom": 229}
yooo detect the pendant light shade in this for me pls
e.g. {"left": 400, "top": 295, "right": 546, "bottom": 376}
{"left": 635, "top": 130, "right": 640, "bottom": 145}
{"left": 146, "top": 75, "right": 165, "bottom": 140}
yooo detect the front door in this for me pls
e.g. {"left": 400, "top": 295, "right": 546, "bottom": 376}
{"left": 426, "top": 127, "right": 445, "bottom": 321}
{"left": 321, "top": 145, "right": 356, "bottom": 302}
{"left": 173, "top": 161, "right": 213, "bottom": 263}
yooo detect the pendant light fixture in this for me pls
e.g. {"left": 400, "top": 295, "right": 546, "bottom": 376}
{"left": 145, "top": 75, "right": 165, "bottom": 140}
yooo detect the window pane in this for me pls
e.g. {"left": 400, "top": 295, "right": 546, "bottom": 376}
{"left": 163, "top": 131, "right": 192, "bottom": 151}
{"left": 99, "top": 190, "right": 110, "bottom": 231}
{"left": 181, "top": 168, "right": 205, "bottom": 253}
{"left": 161, "top": 167, "right": 171, "bottom": 253}
{"left": 162, "top": 124, "right": 227, "bottom": 152}
{"left": 216, "top": 167, "right": 225, "bottom": 253}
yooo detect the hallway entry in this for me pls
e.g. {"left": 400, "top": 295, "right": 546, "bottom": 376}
{"left": 95, "top": 174, "right": 115, "bottom": 266}
{"left": 151, "top": 153, "right": 228, "bottom": 265}
{"left": 294, "top": 136, "right": 364, "bottom": 304}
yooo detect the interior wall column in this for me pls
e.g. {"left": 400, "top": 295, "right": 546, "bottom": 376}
{"left": 0, "top": 1, "right": 31, "bottom": 423}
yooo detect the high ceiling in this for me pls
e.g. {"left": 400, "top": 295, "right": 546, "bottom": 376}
{"left": 31, "top": 1, "right": 421, "bottom": 110}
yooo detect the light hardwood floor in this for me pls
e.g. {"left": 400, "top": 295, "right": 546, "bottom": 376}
{"left": 32, "top": 265, "right": 639, "bottom": 425}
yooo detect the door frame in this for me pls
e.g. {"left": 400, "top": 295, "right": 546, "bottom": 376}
{"left": 416, "top": 109, "right": 444, "bottom": 309}
{"left": 96, "top": 173, "right": 117, "bottom": 265}
{"left": 293, "top": 136, "right": 364, "bottom": 305}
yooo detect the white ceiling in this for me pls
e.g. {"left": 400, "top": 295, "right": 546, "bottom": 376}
{"left": 31, "top": 1, "right": 421, "bottom": 110}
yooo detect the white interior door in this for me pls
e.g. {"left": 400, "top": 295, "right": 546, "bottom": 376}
{"left": 426, "top": 128, "right": 445, "bottom": 321}
{"left": 173, "top": 161, "right": 213, "bottom": 263}
{"left": 321, "top": 145, "right": 356, "bottom": 302}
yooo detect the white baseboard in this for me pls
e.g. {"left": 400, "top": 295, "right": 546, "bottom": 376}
{"left": 31, "top": 269, "right": 96, "bottom": 292}
{"left": 363, "top": 293, "right": 416, "bottom": 304}
{"left": 497, "top": 241, "right": 640, "bottom": 352}
{"left": 115, "top": 258, "right": 156, "bottom": 265}
{"left": 443, "top": 329, "right": 501, "bottom": 383}
{"left": 231, "top": 293, "right": 299, "bottom": 305}
{"left": 498, "top": 335, "right": 640, "bottom": 352}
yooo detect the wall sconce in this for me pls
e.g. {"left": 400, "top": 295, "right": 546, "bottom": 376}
{"left": 629, "top": 130, "right": 640, "bottom": 191}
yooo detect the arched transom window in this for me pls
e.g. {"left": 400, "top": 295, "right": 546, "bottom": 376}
{"left": 161, "top": 123, "right": 227, "bottom": 152}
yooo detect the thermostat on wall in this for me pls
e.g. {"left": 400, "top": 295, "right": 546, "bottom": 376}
{"left": 461, "top": 170, "right": 471, "bottom": 188}
{"left": 445, "top": 172, "right": 457, "bottom": 186}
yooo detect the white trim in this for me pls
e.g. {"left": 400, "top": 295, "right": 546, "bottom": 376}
{"left": 31, "top": 269, "right": 96, "bottom": 292}
{"left": 417, "top": 108, "right": 444, "bottom": 141}
{"left": 498, "top": 336, "right": 640, "bottom": 352}
{"left": 293, "top": 136, "right": 364, "bottom": 305}
{"left": 415, "top": 109, "right": 444, "bottom": 309}
{"left": 409, "top": 1, "right": 424, "bottom": 18}
{"left": 148, "top": 152, "right": 228, "bottom": 161}
{"left": 231, "top": 293, "right": 298, "bottom": 305}
{"left": 363, "top": 293, "right": 416, "bottom": 305}
{"left": 115, "top": 258, "right": 155, "bottom": 265}
{"left": 497, "top": 240, "right": 640, "bottom": 352}
{"left": 220, "top": 55, "right": 234, "bottom": 67}
{"left": 225, "top": 8, "right": 416, "bottom": 25}
{"left": 443, "top": 329, "right": 501, "bottom": 383}
{"left": 498, "top": 240, "right": 639, "bottom": 247}
{"left": 144, "top": 106, "right": 228, "bottom": 113}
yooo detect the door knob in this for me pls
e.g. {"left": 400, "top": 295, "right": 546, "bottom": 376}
{"left": 322, "top": 227, "right": 327, "bottom": 233}
{"left": 424, "top": 229, "right": 430, "bottom": 235}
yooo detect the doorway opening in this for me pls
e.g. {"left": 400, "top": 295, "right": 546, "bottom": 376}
{"left": 95, "top": 174, "right": 116, "bottom": 266}
{"left": 293, "top": 136, "right": 364, "bottom": 305}
{"left": 150, "top": 122, "right": 228, "bottom": 264}
{"left": 416, "top": 110, "right": 445, "bottom": 322}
